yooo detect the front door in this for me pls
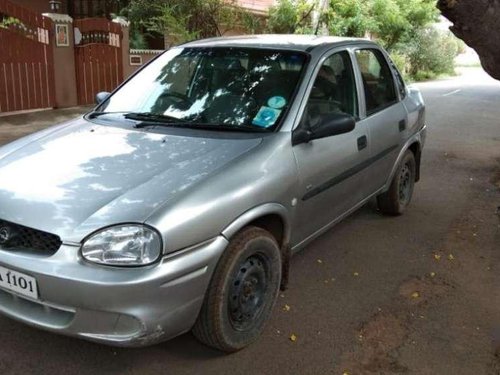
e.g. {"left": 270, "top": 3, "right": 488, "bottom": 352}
{"left": 291, "top": 50, "right": 370, "bottom": 245}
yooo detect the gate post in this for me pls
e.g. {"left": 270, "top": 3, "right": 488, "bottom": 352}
{"left": 113, "top": 17, "right": 133, "bottom": 79}
{"left": 42, "top": 12, "right": 78, "bottom": 108}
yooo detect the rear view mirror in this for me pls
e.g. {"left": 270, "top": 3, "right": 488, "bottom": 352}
{"left": 293, "top": 112, "right": 356, "bottom": 145}
{"left": 95, "top": 91, "right": 111, "bottom": 105}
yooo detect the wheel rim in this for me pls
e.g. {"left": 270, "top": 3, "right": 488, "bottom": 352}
{"left": 228, "top": 253, "right": 269, "bottom": 332}
{"left": 398, "top": 163, "right": 412, "bottom": 205}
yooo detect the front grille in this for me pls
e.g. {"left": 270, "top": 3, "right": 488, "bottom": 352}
{"left": 0, "top": 219, "right": 62, "bottom": 255}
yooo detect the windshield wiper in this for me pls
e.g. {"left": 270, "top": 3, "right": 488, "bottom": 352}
{"left": 88, "top": 111, "right": 271, "bottom": 133}
{"left": 86, "top": 111, "right": 128, "bottom": 119}
{"left": 86, "top": 111, "right": 186, "bottom": 123}
{"left": 135, "top": 121, "right": 271, "bottom": 133}
{"left": 124, "top": 112, "right": 187, "bottom": 123}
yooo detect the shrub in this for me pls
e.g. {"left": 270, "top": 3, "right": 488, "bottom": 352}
{"left": 389, "top": 52, "right": 410, "bottom": 79}
{"left": 403, "top": 27, "right": 459, "bottom": 80}
{"left": 129, "top": 28, "right": 148, "bottom": 49}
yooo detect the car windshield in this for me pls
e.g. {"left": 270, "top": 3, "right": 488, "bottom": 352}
{"left": 98, "top": 47, "right": 308, "bottom": 131}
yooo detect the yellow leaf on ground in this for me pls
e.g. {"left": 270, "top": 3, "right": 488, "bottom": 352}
{"left": 353, "top": 272, "right": 359, "bottom": 276}
{"left": 317, "top": 259, "right": 323, "bottom": 264}
{"left": 289, "top": 334, "right": 297, "bottom": 342}
{"left": 434, "top": 254, "right": 441, "bottom": 261}
{"left": 283, "top": 304, "right": 290, "bottom": 312}
{"left": 411, "top": 292, "right": 420, "bottom": 299}
{"left": 448, "top": 254, "right": 455, "bottom": 260}
{"left": 430, "top": 272, "right": 436, "bottom": 277}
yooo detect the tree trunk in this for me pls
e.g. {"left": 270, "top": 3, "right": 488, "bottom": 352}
{"left": 437, "top": 0, "right": 500, "bottom": 80}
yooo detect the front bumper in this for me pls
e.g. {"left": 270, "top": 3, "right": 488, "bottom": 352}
{"left": 0, "top": 236, "right": 228, "bottom": 347}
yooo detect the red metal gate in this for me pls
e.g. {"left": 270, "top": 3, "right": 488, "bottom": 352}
{"left": 74, "top": 18, "right": 123, "bottom": 105}
{"left": 0, "top": 0, "right": 55, "bottom": 113}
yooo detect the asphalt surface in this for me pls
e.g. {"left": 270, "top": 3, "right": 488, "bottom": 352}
{"left": 0, "top": 68, "right": 498, "bottom": 374}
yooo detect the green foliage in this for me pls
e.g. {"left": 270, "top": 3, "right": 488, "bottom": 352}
{"left": 324, "top": 0, "right": 452, "bottom": 81}
{"left": 266, "top": 0, "right": 316, "bottom": 34}
{"left": 404, "top": 28, "right": 459, "bottom": 79}
{"left": 326, "top": 0, "right": 373, "bottom": 37}
{"left": 239, "top": 9, "right": 265, "bottom": 34}
{"left": 123, "top": 0, "right": 456, "bottom": 81}
{"left": 145, "top": 2, "right": 199, "bottom": 45}
{"left": 0, "top": 16, "right": 23, "bottom": 29}
{"left": 129, "top": 28, "right": 148, "bottom": 49}
{"left": 124, "top": 0, "right": 256, "bottom": 45}
{"left": 389, "top": 52, "right": 409, "bottom": 78}
{"left": 369, "top": 0, "right": 408, "bottom": 49}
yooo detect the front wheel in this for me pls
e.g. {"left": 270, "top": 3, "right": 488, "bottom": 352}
{"left": 377, "top": 150, "right": 416, "bottom": 215}
{"left": 192, "top": 226, "right": 281, "bottom": 352}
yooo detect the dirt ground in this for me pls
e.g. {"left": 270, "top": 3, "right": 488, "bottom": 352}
{"left": 0, "top": 68, "right": 498, "bottom": 374}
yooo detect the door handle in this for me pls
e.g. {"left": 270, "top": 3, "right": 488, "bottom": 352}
{"left": 357, "top": 135, "right": 367, "bottom": 151}
{"left": 399, "top": 119, "right": 407, "bottom": 132}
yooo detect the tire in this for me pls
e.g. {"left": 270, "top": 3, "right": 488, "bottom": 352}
{"left": 377, "top": 150, "right": 416, "bottom": 215}
{"left": 192, "top": 226, "right": 282, "bottom": 352}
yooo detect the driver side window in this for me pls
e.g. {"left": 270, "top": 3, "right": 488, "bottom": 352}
{"left": 302, "top": 51, "right": 358, "bottom": 129}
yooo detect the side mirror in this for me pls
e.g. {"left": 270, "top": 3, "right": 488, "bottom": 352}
{"left": 95, "top": 91, "right": 111, "bottom": 105}
{"left": 292, "top": 112, "right": 356, "bottom": 145}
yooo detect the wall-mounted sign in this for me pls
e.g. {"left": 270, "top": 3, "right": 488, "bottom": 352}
{"left": 55, "top": 24, "right": 69, "bottom": 46}
{"left": 130, "top": 55, "right": 143, "bottom": 66}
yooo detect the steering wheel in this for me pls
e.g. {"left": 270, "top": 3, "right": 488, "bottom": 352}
{"left": 157, "top": 92, "right": 193, "bottom": 108}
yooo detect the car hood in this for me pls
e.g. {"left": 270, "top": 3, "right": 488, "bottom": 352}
{"left": 0, "top": 119, "right": 262, "bottom": 242}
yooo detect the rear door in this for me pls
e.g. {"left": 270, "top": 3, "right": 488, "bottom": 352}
{"left": 352, "top": 48, "right": 408, "bottom": 195}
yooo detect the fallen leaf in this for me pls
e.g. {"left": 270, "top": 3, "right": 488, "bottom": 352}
{"left": 289, "top": 334, "right": 297, "bottom": 342}
{"left": 353, "top": 272, "right": 359, "bottom": 277}
{"left": 342, "top": 372, "right": 350, "bottom": 375}
{"left": 283, "top": 304, "right": 290, "bottom": 312}
{"left": 430, "top": 272, "right": 436, "bottom": 278}
{"left": 434, "top": 254, "right": 441, "bottom": 261}
{"left": 324, "top": 280, "right": 329, "bottom": 284}
{"left": 317, "top": 259, "right": 323, "bottom": 264}
{"left": 448, "top": 254, "right": 455, "bottom": 260}
{"left": 411, "top": 292, "right": 420, "bottom": 299}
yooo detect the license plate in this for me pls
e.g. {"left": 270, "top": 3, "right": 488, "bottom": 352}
{"left": 0, "top": 266, "right": 38, "bottom": 300}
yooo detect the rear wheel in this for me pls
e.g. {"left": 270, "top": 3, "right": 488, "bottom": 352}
{"left": 377, "top": 150, "right": 416, "bottom": 215}
{"left": 192, "top": 226, "right": 281, "bottom": 352}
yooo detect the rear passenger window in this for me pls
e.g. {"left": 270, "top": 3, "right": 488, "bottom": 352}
{"left": 355, "top": 49, "right": 397, "bottom": 115}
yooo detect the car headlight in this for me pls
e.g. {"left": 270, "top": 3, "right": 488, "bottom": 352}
{"left": 81, "top": 225, "right": 162, "bottom": 266}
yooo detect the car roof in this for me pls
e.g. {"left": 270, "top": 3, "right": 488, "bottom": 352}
{"left": 181, "top": 34, "right": 376, "bottom": 52}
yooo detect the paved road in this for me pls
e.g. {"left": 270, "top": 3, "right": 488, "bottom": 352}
{"left": 0, "top": 68, "right": 498, "bottom": 374}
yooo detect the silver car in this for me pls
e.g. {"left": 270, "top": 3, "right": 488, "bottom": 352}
{"left": 0, "top": 35, "right": 425, "bottom": 352}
